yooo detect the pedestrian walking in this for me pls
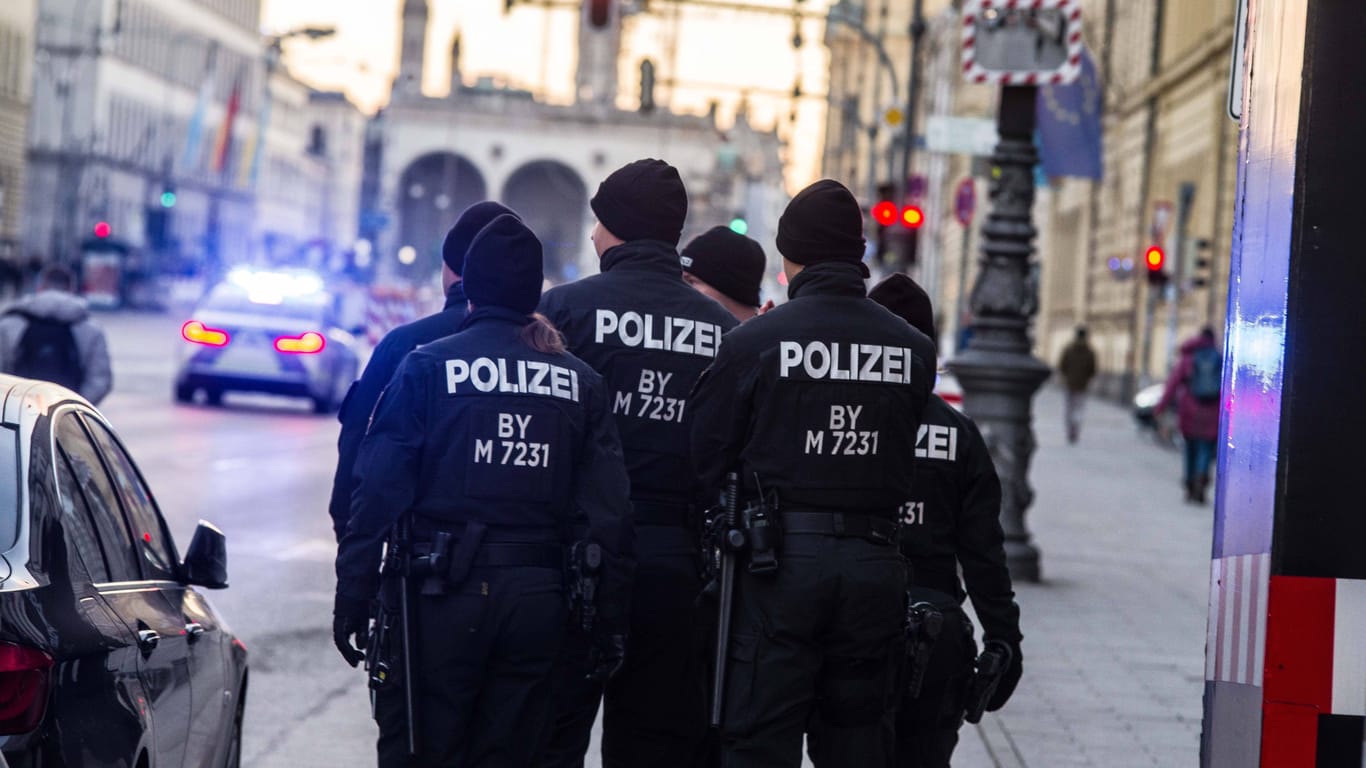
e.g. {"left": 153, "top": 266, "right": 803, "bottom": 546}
{"left": 1156, "top": 327, "right": 1222, "bottom": 504}
{"left": 1056, "top": 326, "right": 1098, "bottom": 444}
{"left": 536, "top": 158, "right": 738, "bottom": 768}
{"left": 328, "top": 201, "right": 518, "bottom": 542}
{"left": 690, "top": 180, "right": 936, "bottom": 767}
{"left": 867, "top": 274, "right": 1024, "bottom": 768}
{"left": 681, "top": 226, "right": 774, "bottom": 322}
{"left": 0, "top": 264, "right": 112, "bottom": 404}
{"left": 333, "top": 214, "right": 634, "bottom": 767}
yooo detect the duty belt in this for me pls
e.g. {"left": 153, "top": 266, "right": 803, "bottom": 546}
{"left": 781, "top": 510, "right": 899, "bottom": 545}
{"left": 410, "top": 539, "right": 564, "bottom": 572}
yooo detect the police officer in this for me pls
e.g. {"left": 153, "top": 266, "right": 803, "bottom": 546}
{"left": 867, "top": 273, "right": 1023, "bottom": 767}
{"left": 690, "top": 179, "right": 936, "bottom": 767}
{"left": 537, "top": 159, "right": 738, "bottom": 767}
{"left": 333, "top": 215, "right": 634, "bottom": 766}
{"left": 328, "top": 201, "right": 519, "bottom": 542}
{"left": 680, "top": 226, "right": 774, "bottom": 322}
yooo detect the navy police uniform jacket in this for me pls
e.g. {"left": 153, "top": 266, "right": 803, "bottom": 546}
{"left": 539, "top": 240, "right": 739, "bottom": 509}
{"left": 327, "top": 286, "right": 469, "bottom": 541}
{"left": 334, "top": 307, "right": 634, "bottom": 617}
{"left": 900, "top": 394, "right": 1022, "bottom": 645}
{"left": 690, "top": 262, "right": 937, "bottom": 513}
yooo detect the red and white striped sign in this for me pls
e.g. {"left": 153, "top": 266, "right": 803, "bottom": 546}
{"left": 1207, "top": 552, "right": 1270, "bottom": 687}
{"left": 1264, "top": 575, "right": 1366, "bottom": 717}
{"left": 961, "top": 0, "right": 1085, "bottom": 86}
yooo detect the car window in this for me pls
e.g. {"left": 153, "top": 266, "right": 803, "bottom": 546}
{"left": 0, "top": 425, "right": 18, "bottom": 553}
{"left": 79, "top": 416, "right": 178, "bottom": 582}
{"left": 55, "top": 415, "right": 141, "bottom": 582}
{"left": 55, "top": 448, "right": 112, "bottom": 583}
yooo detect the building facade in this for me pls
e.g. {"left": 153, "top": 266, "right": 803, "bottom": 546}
{"left": 822, "top": 0, "right": 1239, "bottom": 400}
{"left": 370, "top": 0, "right": 787, "bottom": 287}
{"left": 0, "top": 0, "right": 36, "bottom": 271}
{"left": 23, "top": 0, "right": 364, "bottom": 300}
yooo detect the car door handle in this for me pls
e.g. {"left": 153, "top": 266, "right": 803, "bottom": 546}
{"left": 185, "top": 622, "right": 206, "bottom": 642}
{"left": 137, "top": 629, "right": 160, "bottom": 652}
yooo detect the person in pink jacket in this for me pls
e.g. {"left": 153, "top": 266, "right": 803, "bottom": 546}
{"left": 1156, "top": 327, "right": 1222, "bottom": 504}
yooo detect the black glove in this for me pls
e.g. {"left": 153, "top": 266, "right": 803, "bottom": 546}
{"left": 333, "top": 594, "right": 370, "bottom": 668}
{"left": 985, "top": 639, "right": 1022, "bottom": 711}
{"left": 588, "top": 633, "right": 627, "bottom": 682}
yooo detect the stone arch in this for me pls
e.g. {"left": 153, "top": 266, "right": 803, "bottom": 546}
{"left": 396, "top": 152, "right": 487, "bottom": 277}
{"left": 501, "top": 160, "right": 589, "bottom": 282}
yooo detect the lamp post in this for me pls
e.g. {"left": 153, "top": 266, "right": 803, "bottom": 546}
{"left": 947, "top": 2, "right": 1084, "bottom": 582}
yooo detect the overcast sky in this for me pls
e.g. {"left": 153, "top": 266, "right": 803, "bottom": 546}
{"left": 260, "top": 0, "right": 836, "bottom": 192}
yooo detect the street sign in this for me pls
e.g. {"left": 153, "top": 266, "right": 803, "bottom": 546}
{"left": 961, "top": 0, "right": 1085, "bottom": 85}
{"left": 884, "top": 106, "right": 904, "bottom": 126}
{"left": 925, "top": 115, "right": 998, "bottom": 157}
{"left": 955, "top": 178, "right": 976, "bottom": 226}
{"left": 1228, "top": 0, "right": 1249, "bottom": 120}
{"left": 1152, "top": 200, "right": 1173, "bottom": 242}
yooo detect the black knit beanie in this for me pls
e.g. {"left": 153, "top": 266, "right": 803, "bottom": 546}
{"left": 462, "top": 214, "right": 543, "bottom": 315}
{"left": 776, "top": 179, "right": 868, "bottom": 276}
{"left": 681, "top": 226, "right": 767, "bottom": 307}
{"left": 590, "top": 159, "right": 688, "bottom": 246}
{"left": 441, "top": 201, "right": 519, "bottom": 276}
{"left": 869, "top": 273, "right": 937, "bottom": 344}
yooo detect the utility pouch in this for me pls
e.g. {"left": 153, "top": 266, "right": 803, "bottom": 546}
{"left": 743, "top": 495, "right": 781, "bottom": 576}
{"left": 446, "top": 522, "right": 487, "bottom": 590}
{"left": 416, "top": 530, "right": 453, "bottom": 596}
{"left": 568, "top": 539, "right": 603, "bottom": 635}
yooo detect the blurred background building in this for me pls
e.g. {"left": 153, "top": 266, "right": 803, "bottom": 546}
{"left": 0, "top": 0, "right": 36, "bottom": 279}
{"left": 370, "top": 0, "right": 786, "bottom": 285}
{"left": 822, "top": 0, "right": 1239, "bottom": 400}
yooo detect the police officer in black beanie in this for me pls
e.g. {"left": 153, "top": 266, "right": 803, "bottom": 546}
{"left": 866, "top": 273, "right": 1023, "bottom": 768}
{"left": 681, "top": 226, "right": 772, "bottom": 322}
{"left": 537, "top": 159, "right": 738, "bottom": 768}
{"left": 689, "top": 179, "right": 937, "bottom": 767}
{"left": 328, "top": 201, "right": 519, "bottom": 542}
{"left": 334, "top": 214, "right": 634, "bottom": 766}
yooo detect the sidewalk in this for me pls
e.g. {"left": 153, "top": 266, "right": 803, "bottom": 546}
{"left": 956, "top": 386, "right": 1210, "bottom": 767}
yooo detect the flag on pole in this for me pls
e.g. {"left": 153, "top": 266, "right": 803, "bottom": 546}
{"left": 237, "top": 89, "right": 272, "bottom": 188}
{"left": 180, "top": 46, "right": 219, "bottom": 173}
{"left": 210, "top": 75, "right": 242, "bottom": 175}
{"left": 1036, "top": 47, "right": 1103, "bottom": 180}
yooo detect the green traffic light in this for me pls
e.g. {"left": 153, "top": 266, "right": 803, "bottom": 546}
{"left": 160, "top": 191, "right": 177, "bottom": 208}
{"left": 729, "top": 218, "right": 748, "bottom": 236}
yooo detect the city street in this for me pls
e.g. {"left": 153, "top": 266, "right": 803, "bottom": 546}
{"left": 95, "top": 309, "right": 1210, "bottom": 767}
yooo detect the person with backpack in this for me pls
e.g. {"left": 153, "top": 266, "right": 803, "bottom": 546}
{"left": 1156, "top": 327, "right": 1223, "bottom": 504}
{"left": 0, "top": 265, "right": 112, "bottom": 404}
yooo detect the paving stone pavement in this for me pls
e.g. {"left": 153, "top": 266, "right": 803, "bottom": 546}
{"left": 952, "top": 385, "right": 1211, "bottom": 767}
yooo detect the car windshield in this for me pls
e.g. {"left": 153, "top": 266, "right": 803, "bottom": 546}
{"left": 0, "top": 425, "right": 19, "bottom": 553}
{"left": 200, "top": 284, "right": 329, "bottom": 322}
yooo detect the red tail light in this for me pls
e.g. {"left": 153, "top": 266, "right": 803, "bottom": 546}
{"left": 182, "top": 320, "right": 230, "bottom": 347}
{"left": 274, "top": 331, "right": 326, "bottom": 354}
{"left": 0, "top": 643, "right": 54, "bottom": 734}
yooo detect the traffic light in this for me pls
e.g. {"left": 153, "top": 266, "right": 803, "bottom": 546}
{"left": 93, "top": 221, "right": 111, "bottom": 239}
{"left": 160, "top": 185, "right": 177, "bottom": 208}
{"left": 1144, "top": 245, "right": 1168, "bottom": 286}
{"left": 872, "top": 200, "right": 898, "bottom": 228}
{"left": 639, "top": 59, "right": 655, "bottom": 113}
{"left": 588, "top": 0, "right": 611, "bottom": 27}
{"left": 728, "top": 216, "right": 748, "bottom": 236}
{"left": 872, "top": 183, "right": 897, "bottom": 261}
{"left": 1191, "top": 238, "right": 1213, "bottom": 288}
{"left": 901, "top": 204, "right": 924, "bottom": 229}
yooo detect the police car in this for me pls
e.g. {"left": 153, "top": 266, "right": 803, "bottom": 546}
{"left": 174, "top": 269, "right": 360, "bottom": 414}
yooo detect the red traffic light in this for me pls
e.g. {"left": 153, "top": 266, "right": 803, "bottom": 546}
{"left": 93, "top": 221, "right": 111, "bottom": 239}
{"left": 872, "top": 201, "right": 897, "bottom": 227}
{"left": 1144, "top": 246, "right": 1165, "bottom": 271}
{"left": 901, "top": 205, "right": 925, "bottom": 229}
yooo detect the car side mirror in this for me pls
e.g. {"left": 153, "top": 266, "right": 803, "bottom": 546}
{"left": 182, "top": 520, "right": 228, "bottom": 589}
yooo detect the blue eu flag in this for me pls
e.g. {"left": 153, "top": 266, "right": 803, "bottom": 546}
{"left": 1036, "top": 48, "right": 1103, "bottom": 180}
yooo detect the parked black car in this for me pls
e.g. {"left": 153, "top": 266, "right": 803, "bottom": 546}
{"left": 0, "top": 376, "right": 247, "bottom": 767}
